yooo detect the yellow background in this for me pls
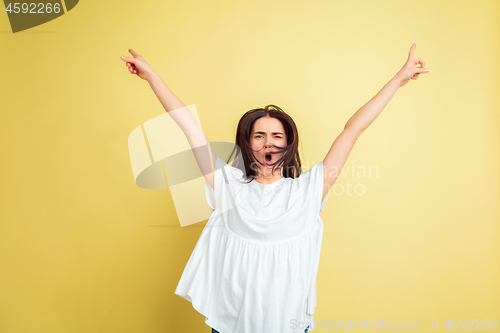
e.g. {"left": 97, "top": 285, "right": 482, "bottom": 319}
{"left": 0, "top": 0, "right": 499, "bottom": 332}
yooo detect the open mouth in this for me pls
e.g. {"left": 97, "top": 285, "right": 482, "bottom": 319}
{"left": 264, "top": 154, "right": 272, "bottom": 165}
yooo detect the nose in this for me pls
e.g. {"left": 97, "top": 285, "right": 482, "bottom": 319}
{"left": 264, "top": 137, "right": 273, "bottom": 148}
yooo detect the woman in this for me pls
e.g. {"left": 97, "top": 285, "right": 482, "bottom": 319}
{"left": 120, "top": 44, "right": 429, "bottom": 333}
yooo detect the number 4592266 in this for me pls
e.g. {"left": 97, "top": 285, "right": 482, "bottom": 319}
{"left": 5, "top": 2, "right": 62, "bottom": 14}
{"left": 444, "top": 319, "right": 498, "bottom": 329}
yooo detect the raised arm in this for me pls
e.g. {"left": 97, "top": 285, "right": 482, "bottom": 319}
{"left": 321, "top": 44, "right": 430, "bottom": 201}
{"left": 121, "top": 49, "right": 217, "bottom": 191}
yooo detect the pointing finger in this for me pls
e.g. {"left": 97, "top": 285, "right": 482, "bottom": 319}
{"left": 408, "top": 43, "right": 416, "bottom": 61}
{"left": 129, "top": 49, "right": 139, "bottom": 57}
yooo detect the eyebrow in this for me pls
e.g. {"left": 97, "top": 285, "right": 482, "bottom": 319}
{"left": 253, "top": 131, "right": 283, "bottom": 135}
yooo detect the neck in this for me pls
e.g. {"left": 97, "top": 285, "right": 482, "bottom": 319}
{"left": 253, "top": 167, "right": 284, "bottom": 184}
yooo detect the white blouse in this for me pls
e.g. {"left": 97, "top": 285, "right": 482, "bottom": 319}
{"left": 174, "top": 155, "right": 330, "bottom": 332}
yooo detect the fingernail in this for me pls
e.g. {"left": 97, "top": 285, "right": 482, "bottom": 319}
{"left": 121, "top": 56, "right": 124, "bottom": 59}
{"left": 425, "top": 69, "right": 429, "bottom": 72}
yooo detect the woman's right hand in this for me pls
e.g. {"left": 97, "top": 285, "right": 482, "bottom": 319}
{"left": 120, "top": 49, "right": 156, "bottom": 81}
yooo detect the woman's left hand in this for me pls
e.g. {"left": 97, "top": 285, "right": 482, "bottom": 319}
{"left": 396, "top": 43, "right": 430, "bottom": 87}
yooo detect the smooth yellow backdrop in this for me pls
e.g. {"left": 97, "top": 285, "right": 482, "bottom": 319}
{"left": 0, "top": 0, "right": 498, "bottom": 332}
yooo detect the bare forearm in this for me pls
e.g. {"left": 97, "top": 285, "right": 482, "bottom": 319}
{"left": 146, "top": 72, "right": 216, "bottom": 176}
{"left": 344, "top": 74, "right": 402, "bottom": 137}
{"left": 147, "top": 72, "right": 187, "bottom": 113}
{"left": 146, "top": 72, "right": 201, "bottom": 134}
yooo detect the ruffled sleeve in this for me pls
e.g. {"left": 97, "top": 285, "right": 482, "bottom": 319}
{"left": 298, "top": 161, "right": 330, "bottom": 215}
{"left": 204, "top": 155, "right": 246, "bottom": 212}
{"left": 317, "top": 161, "right": 330, "bottom": 214}
{"left": 204, "top": 155, "right": 226, "bottom": 210}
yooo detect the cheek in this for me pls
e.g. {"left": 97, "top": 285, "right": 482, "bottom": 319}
{"left": 249, "top": 140, "right": 260, "bottom": 151}
{"left": 252, "top": 139, "right": 264, "bottom": 147}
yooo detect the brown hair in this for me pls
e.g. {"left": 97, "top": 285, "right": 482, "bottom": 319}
{"left": 227, "top": 104, "right": 302, "bottom": 182}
